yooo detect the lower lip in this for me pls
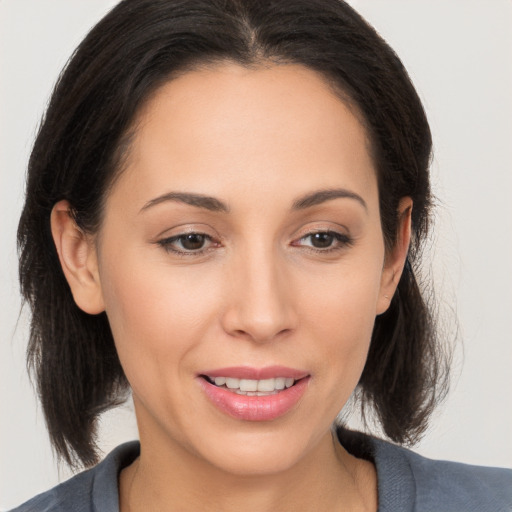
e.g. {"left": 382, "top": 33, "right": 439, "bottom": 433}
{"left": 198, "top": 377, "right": 310, "bottom": 421}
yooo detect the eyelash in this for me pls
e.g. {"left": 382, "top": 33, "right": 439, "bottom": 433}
{"left": 157, "top": 233, "right": 219, "bottom": 257}
{"left": 157, "top": 230, "right": 353, "bottom": 257}
{"left": 294, "top": 230, "right": 354, "bottom": 254}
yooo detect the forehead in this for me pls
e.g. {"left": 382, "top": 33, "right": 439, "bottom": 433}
{"left": 113, "top": 62, "right": 377, "bottom": 213}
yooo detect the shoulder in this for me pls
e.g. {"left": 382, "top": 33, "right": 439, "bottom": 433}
{"left": 405, "top": 448, "right": 512, "bottom": 511}
{"left": 8, "top": 442, "right": 140, "bottom": 512}
{"left": 372, "top": 437, "right": 512, "bottom": 512}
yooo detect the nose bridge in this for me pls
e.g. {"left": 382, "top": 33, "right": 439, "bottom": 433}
{"left": 223, "top": 239, "right": 296, "bottom": 342}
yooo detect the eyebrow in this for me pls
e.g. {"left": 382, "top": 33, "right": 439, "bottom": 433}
{"left": 291, "top": 188, "right": 367, "bottom": 211}
{"left": 140, "top": 187, "right": 367, "bottom": 214}
{"left": 140, "top": 192, "right": 230, "bottom": 213}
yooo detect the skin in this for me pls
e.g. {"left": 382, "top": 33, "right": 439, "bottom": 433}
{"left": 51, "top": 62, "right": 411, "bottom": 511}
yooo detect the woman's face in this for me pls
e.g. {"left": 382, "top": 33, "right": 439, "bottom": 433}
{"left": 90, "top": 62, "right": 402, "bottom": 475}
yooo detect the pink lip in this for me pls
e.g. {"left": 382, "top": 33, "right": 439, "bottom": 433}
{"left": 197, "top": 367, "right": 310, "bottom": 422}
{"left": 200, "top": 365, "right": 309, "bottom": 380}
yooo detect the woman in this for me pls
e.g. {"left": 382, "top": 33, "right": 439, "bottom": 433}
{"left": 9, "top": 0, "right": 511, "bottom": 510}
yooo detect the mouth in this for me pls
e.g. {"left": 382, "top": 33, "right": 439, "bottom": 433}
{"left": 197, "top": 367, "right": 310, "bottom": 421}
{"left": 201, "top": 375, "right": 298, "bottom": 396}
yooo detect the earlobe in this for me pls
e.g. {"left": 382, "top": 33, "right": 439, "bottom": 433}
{"left": 376, "top": 197, "right": 413, "bottom": 315}
{"left": 50, "top": 200, "right": 105, "bottom": 314}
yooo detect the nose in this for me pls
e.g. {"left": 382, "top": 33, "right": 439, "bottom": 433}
{"left": 221, "top": 247, "right": 297, "bottom": 343}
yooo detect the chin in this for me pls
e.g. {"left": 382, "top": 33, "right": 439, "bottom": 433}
{"left": 188, "top": 423, "right": 325, "bottom": 477}
{"left": 209, "top": 445, "right": 305, "bottom": 477}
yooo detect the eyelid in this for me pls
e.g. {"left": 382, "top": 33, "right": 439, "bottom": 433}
{"left": 291, "top": 227, "right": 354, "bottom": 253}
{"left": 155, "top": 228, "right": 222, "bottom": 257}
{"left": 154, "top": 222, "right": 217, "bottom": 239}
{"left": 292, "top": 222, "right": 350, "bottom": 241}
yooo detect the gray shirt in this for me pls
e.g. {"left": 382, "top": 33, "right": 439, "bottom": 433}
{"left": 10, "top": 431, "right": 512, "bottom": 511}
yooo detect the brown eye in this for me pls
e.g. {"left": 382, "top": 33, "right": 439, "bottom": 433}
{"left": 310, "top": 232, "right": 335, "bottom": 248}
{"left": 180, "top": 233, "right": 207, "bottom": 250}
{"left": 294, "top": 230, "right": 353, "bottom": 252}
{"left": 158, "top": 232, "right": 214, "bottom": 255}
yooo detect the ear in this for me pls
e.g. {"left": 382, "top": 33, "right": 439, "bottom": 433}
{"left": 50, "top": 200, "right": 105, "bottom": 314}
{"left": 376, "top": 197, "right": 413, "bottom": 315}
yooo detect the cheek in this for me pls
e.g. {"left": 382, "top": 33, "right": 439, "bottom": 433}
{"left": 299, "top": 254, "right": 383, "bottom": 378}
{"left": 98, "top": 252, "right": 221, "bottom": 380}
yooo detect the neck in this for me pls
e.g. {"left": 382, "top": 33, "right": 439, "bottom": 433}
{"left": 120, "top": 428, "right": 377, "bottom": 512}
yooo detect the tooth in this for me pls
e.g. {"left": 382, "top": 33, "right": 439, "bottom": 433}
{"left": 214, "top": 376, "right": 226, "bottom": 386}
{"left": 285, "top": 378, "right": 294, "bottom": 388}
{"left": 226, "top": 377, "right": 240, "bottom": 389}
{"left": 275, "top": 377, "right": 285, "bottom": 390}
{"left": 257, "top": 378, "right": 275, "bottom": 392}
{"left": 239, "top": 379, "right": 258, "bottom": 392}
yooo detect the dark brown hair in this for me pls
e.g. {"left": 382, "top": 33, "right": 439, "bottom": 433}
{"left": 18, "top": 0, "right": 449, "bottom": 468}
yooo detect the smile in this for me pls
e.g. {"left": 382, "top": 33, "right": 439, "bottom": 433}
{"left": 203, "top": 376, "right": 296, "bottom": 395}
{"left": 198, "top": 367, "right": 310, "bottom": 421}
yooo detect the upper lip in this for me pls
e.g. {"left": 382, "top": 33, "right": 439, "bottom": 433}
{"left": 199, "top": 366, "right": 309, "bottom": 380}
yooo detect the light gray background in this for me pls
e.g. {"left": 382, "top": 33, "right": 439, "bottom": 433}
{"left": 1, "top": 0, "right": 511, "bottom": 509}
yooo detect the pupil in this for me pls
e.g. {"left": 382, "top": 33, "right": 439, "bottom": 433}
{"left": 182, "top": 234, "right": 205, "bottom": 250}
{"left": 311, "top": 232, "right": 333, "bottom": 248}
